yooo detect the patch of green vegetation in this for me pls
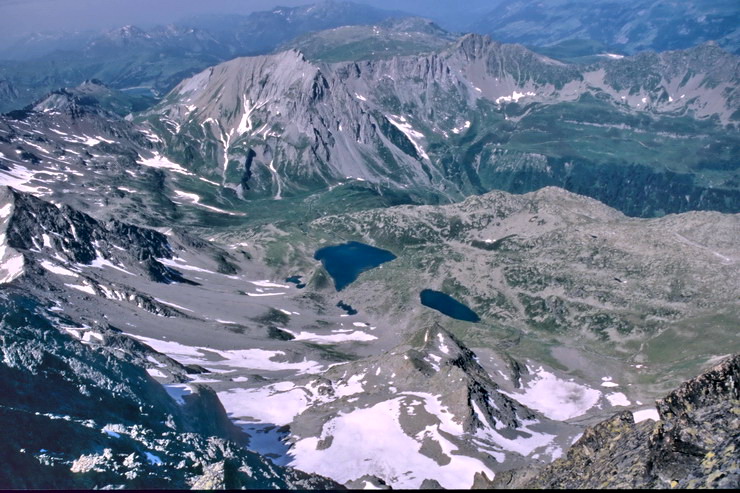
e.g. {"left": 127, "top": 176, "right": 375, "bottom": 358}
{"left": 518, "top": 293, "right": 569, "bottom": 334}
{"left": 457, "top": 321, "right": 522, "bottom": 351}
{"left": 497, "top": 96, "right": 740, "bottom": 179}
{"left": 473, "top": 290, "right": 517, "bottom": 320}
{"left": 505, "top": 333, "right": 566, "bottom": 372}
{"left": 504, "top": 265, "right": 551, "bottom": 292}
{"left": 298, "top": 37, "right": 448, "bottom": 63}
{"left": 642, "top": 310, "right": 740, "bottom": 367}
{"left": 308, "top": 267, "right": 332, "bottom": 291}
{"left": 579, "top": 312, "right": 635, "bottom": 339}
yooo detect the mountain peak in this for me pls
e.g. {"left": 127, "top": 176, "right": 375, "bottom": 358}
{"left": 380, "top": 16, "right": 448, "bottom": 36}
{"left": 116, "top": 24, "right": 145, "bottom": 36}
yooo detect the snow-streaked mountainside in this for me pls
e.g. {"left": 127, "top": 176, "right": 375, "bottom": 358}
{"left": 145, "top": 35, "right": 740, "bottom": 216}
{"left": 0, "top": 11, "right": 739, "bottom": 489}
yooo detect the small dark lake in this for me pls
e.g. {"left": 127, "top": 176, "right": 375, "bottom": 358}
{"left": 337, "top": 301, "right": 358, "bottom": 315}
{"left": 285, "top": 275, "right": 306, "bottom": 289}
{"left": 314, "top": 241, "right": 396, "bottom": 291}
{"left": 420, "top": 289, "right": 480, "bottom": 322}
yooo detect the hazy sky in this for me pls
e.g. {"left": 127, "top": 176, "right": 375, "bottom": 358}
{"left": 0, "top": 0, "right": 304, "bottom": 40}
{"left": 0, "top": 0, "right": 491, "bottom": 43}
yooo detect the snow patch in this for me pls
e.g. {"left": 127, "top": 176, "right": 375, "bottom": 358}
{"left": 139, "top": 153, "right": 191, "bottom": 175}
{"left": 0, "top": 163, "right": 55, "bottom": 195}
{"left": 495, "top": 91, "right": 536, "bottom": 104}
{"left": 102, "top": 426, "right": 121, "bottom": 438}
{"left": 218, "top": 384, "right": 309, "bottom": 426}
{"left": 502, "top": 366, "right": 601, "bottom": 420}
{"left": 40, "top": 260, "right": 79, "bottom": 277}
{"left": 153, "top": 298, "right": 194, "bottom": 312}
{"left": 144, "top": 452, "right": 163, "bottom": 465}
{"left": 129, "top": 334, "right": 322, "bottom": 375}
{"left": 146, "top": 368, "right": 167, "bottom": 379}
{"left": 386, "top": 114, "right": 429, "bottom": 161}
{"left": 158, "top": 256, "right": 215, "bottom": 274}
{"left": 289, "top": 395, "right": 494, "bottom": 489}
{"left": 606, "top": 392, "right": 631, "bottom": 406}
{"left": 284, "top": 329, "right": 377, "bottom": 343}
{"left": 451, "top": 120, "right": 471, "bottom": 134}
{"left": 600, "top": 377, "right": 620, "bottom": 388}
{"left": 437, "top": 333, "right": 450, "bottom": 354}
{"left": 65, "top": 283, "right": 96, "bottom": 295}
{"left": 88, "top": 256, "right": 134, "bottom": 275}
{"left": 250, "top": 280, "right": 290, "bottom": 288}
{"left": 633, "top": 408, "right": 660, "bottom": 422}
{"left": 163, "top": 383, "right": 192, "bottom": 405}
{"left": 171, "top": 190, "right": 244, "bottom": 216}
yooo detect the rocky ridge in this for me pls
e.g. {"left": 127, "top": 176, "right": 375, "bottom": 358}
{"left": 0, "top": 186, "right": 347, "bottom": 488}
{"left": 0, "top": 1, "right": 405, "bottom": 113}
{"left": 488, "top": 354, "right": 739, "bottom": 489}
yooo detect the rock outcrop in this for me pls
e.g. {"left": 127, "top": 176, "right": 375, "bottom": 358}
{"left": 489, "top": 354, "right": 739, "bottom": 489}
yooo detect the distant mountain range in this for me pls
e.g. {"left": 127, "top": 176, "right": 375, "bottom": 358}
{"left": 468, "top": 0, "right": 740, "bottom": 56}
{"left": 0, "top": 1, "right": 405, "bottom": 113}
{"left": 1, "top": 0, "right": 738, "bottom": 113}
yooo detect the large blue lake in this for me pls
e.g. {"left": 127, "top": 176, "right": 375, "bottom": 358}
{"left": 420, "top": 289, "right": 480, "bottom": 322}
{"left": 314, "top": 241, "right": 397, "bottom": 291}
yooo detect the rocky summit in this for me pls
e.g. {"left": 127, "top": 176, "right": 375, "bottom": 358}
{"left": 1, "top": 1, "right": 739, "bottom": 490}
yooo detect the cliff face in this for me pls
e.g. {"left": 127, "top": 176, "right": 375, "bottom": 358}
{"left": 489, "top": 354, "right": 739, "bottom": 489}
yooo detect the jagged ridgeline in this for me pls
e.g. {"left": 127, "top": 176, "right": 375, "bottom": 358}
{"left": 0, "top": 187, "right": 343, "bottom": 489}
{"left": 141, "top": 34, "right": 740, "bottom": 217}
